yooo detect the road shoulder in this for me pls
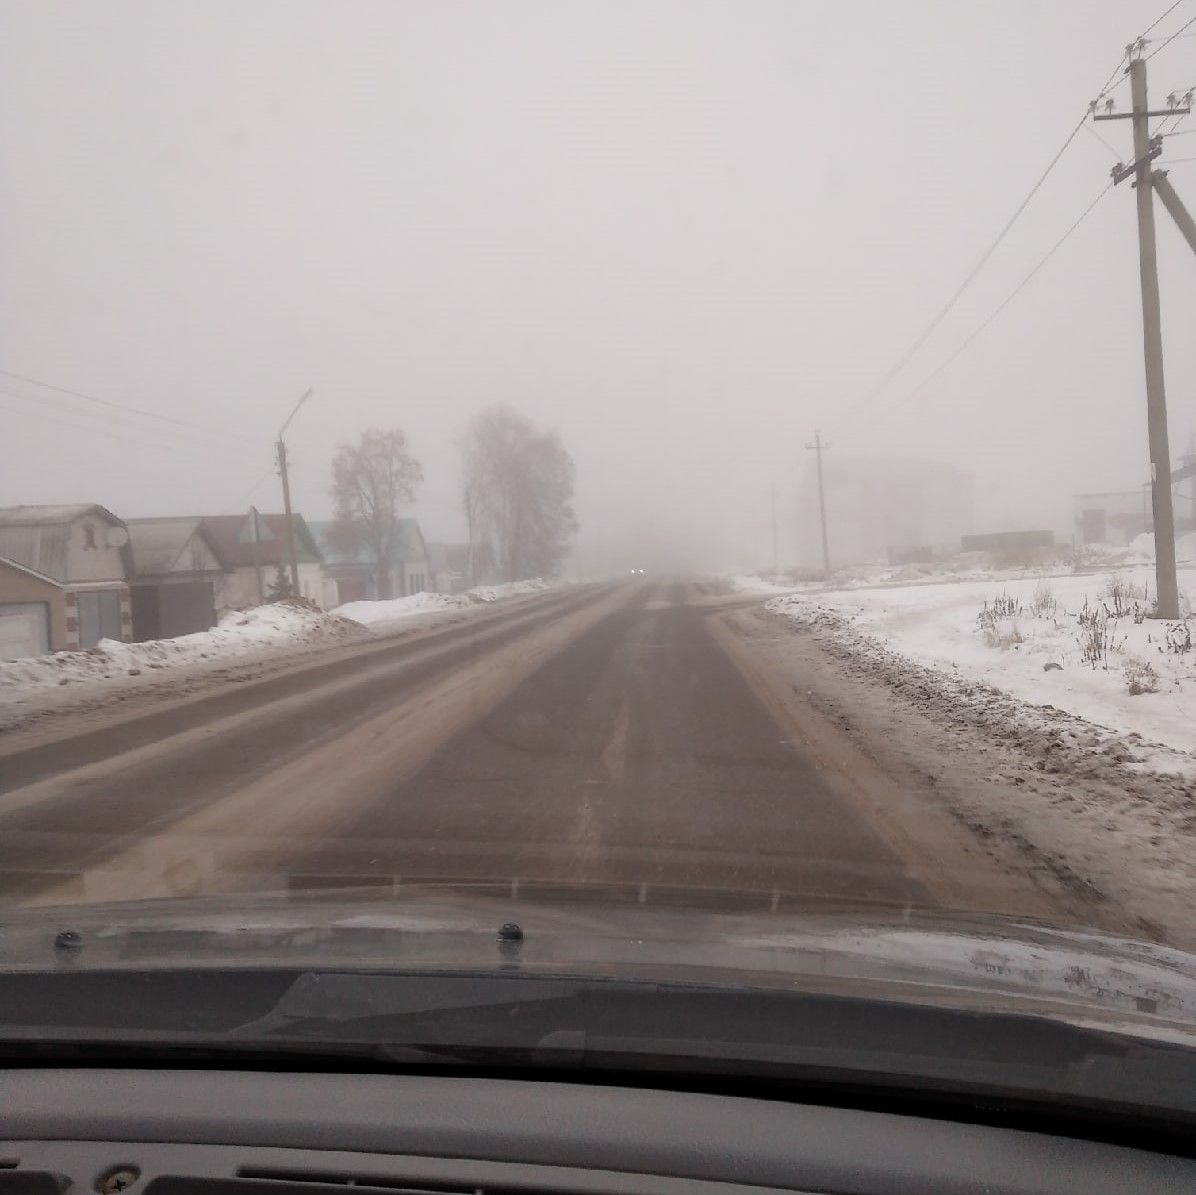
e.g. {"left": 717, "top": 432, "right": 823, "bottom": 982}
{"left": 710, "top": 600, "right": 1188, "bottom": 948}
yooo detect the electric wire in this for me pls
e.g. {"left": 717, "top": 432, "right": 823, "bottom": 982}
{"left": 861, "top": 182, "right": 1113, "bottom": 430}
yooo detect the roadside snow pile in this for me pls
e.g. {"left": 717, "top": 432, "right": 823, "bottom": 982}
{"left": 1075, "top": 532, "right": 1196, "bottom": 570}
{"left": 332, "top": 579, "right": 553, "bottom": 629}
{"left": 768, "top": 564, "right": 1196, "bottom": 766}
{"left": 333, "top": 592, "right": 473, "bottom": 626}
{"left": 0, "top": 600, "right": 366, "bottom": 697}
{"left": 728, "top": 574, "right": 806, "bottom": 595}
{"left": 468, "top": 578, "right": 551, "bottom": 602}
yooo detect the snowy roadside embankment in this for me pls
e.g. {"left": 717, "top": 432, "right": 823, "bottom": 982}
{"left": 332, "top": 579, "right": 552, "bottom": 629}
{"left": 0, "top": 599, "right": 366, "bottom": 699}
{"left": 468, "top": 578, "right": 551, "bottom": 602}
{"left": 333, "top": 591, "right": 474, "bottom": 625}
{"left": 767, "top": 565, "right": 1196, "bottom": 770}
{"left": 727, "top": 574, "right": 807, "bottom": 596}
{"left": 759, "top": 568, "right": 1196, "bottom": 942}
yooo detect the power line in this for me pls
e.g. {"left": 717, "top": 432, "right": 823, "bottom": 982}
{"left": 840, "top": 1, "right": 1192, "bottom": 432}
{"left": 1093, "top": 2, "right": 1185, "bottom": 99}
{"left": 845, "top": 112, "right": 1088, "bottom": 422}
{"left": 0, "top": 386, "right": 264, "bottom": 468}
{"left": 0, "top": 366, "right": 256, "bottom": 447}
{"left": 1084, "top": 119, "right": 1124, "bottom": 159}
{"left": 1146, "top": 11, "right": 1196, "bottom": 59}
{"left": 1143, "top": 0, "right": 1188, "bottom": 38}
{"left": 229, "top": 464, "right": 278, "bottom": 511}
{"left": 862, "top": 181, "right": 1112, "bottom": 429}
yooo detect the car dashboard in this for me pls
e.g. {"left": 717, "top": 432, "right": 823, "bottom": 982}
{"left": 2, "top": 1068, "right": 1194, "bottom": 1194}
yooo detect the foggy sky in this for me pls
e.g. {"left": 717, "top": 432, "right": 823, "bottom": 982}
{"left": 2, "top": 0, "right": 1194, "bottom": 573}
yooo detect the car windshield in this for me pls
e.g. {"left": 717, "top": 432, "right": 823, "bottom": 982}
{"left": 1, "top": 0, "right": 1196, "bottom": 1106}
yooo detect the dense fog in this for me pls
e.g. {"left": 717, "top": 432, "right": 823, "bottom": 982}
{"left": 2, "top": 1, "right": 1194, "bottom": 575}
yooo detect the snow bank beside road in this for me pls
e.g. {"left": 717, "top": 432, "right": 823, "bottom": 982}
{"left": 468, "top": 578, "right": 551, "bottom": 602}
{"left": 332, "top": 579, "right": 552, "bottom": 628}
{"left": 767, "top": 565, "right": 1196, "bottom": 765}
{"left": 0, "top": 600, "right": 365, "bottom": 697}
{"left": 334, "top": 592, "right": 473, "bottom": 625}
{"left": 728, "top": 574, "right": 805, "bottom": 595}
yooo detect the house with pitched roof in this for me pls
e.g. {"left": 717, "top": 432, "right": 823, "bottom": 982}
{"left": 124, "top": 517, "right": 229, "bottom": 641}
{"left": 308, "top": 517, "right": 431, "bottom": 607}
{"left": 197, "top": 509, "right": 325, "bottom": 610}
{"left": 0, "top": 504, "right": 133, "bottom": 658}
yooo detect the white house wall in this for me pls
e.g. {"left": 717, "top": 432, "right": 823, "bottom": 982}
{"left": 66, "top": 515, "right": 127, "bottom": 583}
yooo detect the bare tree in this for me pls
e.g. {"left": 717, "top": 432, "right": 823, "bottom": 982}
{"left": 462, "top": 406, "right": 577, "bottom": 581}
{"left": 330, "top": 428, "right": 423, "bottom": 598}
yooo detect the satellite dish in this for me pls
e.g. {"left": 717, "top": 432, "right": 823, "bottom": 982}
{"left": 106, "top": 526, "right": 130, "bottom": 548}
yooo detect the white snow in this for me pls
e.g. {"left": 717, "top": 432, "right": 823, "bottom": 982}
{"left": 467, "top": 578, "right": 551, "bottom": 602}
{"left": 0, "top": 599, "right": 366, "bottom": 697}
{"left": 332, "top": 578, "right": 552, "bottom": 628}
{"left": 767, "top": 563, "right": 1196, "bottom": 767}
{"left": 727, "top": 574, "right": 805, "bottom": 595}
{"left": 333, "top": 591, "right": 473, "bottom": 626}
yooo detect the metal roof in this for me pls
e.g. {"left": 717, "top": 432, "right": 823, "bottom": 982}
{"left": 0, "top": 504, "right": 123, "bottom": 528}
{"left": 0, "top": 523, "right": 71, "bottom": 582}
{"left": 199, "top": 513, "right": 323, "bottom": 568}
{"left": 308, "top": 518, "right": 428, "bottom": 566}
{"left": 0, "top": 553, "right": 61, "bottom": 588}
{"left": 125, "top": 517, "right": 228, "bottom": 577}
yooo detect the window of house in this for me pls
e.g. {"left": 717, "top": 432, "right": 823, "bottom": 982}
{"left": 82, "top": 523, "right": 97, "bottom": 550}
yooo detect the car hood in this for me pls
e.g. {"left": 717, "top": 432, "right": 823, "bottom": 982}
{"left": 4, "top": 883, "right": 1196, "bottom": 1037}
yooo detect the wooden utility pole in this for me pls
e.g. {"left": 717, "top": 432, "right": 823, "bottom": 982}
{"left": 1129, "top": 57, "right": 1180, "bottom": 618}
{"left": 250, "top": 504, "right": 264, "bottom": 603}
{"left": 1096, "top": 55, "right": 1182, "bottom": 617}
{"left": 276, "top": 441, "right": 300, "bottom": 597}
{"left": 276, "top": 387, "right": 313, "bottom": 599}
{"left": 1152, "top": 169, "right": 1196, "bottom": 257}
{"left": 806, "top": 430, "right": 831, "bottom": 580}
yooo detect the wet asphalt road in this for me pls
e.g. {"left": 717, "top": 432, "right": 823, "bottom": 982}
{"left": 0, "top": 583, "right": 932, "bottom": 911}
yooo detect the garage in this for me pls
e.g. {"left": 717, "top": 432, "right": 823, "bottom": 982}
{"left": 131, "top": 579, "right": 217, "bottom": 641}
{"left": 0, "top": 601, "right": 50, "bottom": 661}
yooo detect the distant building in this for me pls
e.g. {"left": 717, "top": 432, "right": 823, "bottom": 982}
{"left": 0, "top": 504, "right": 133, "bottom": 659}
{"left": 125, "top": 517, "right": 229, "bottom": 641}
{"left": 796, "top": 457, "right": 973, "bottom": 568}
{"left": 198, "top": 510, "right": 324, "bottom": 610}
{"left": 308, "top": 518, "right": 431, "bottom": 607}
{"left": 1074, "top": 456, "right": 1196, "bottom": 546}
{"left": 1072, "top": 490, "right": 1153, "bottom": 547}
{"left": 960, "top": 530, "right": 1055, "bottom": 559}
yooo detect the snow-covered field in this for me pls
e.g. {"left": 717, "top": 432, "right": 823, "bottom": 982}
{"left": 730, "top": 531, "right": 1196, "bottom": 597}
{"left": 0, "top": 600, "right": 366, "bottom": 698}
{"left": 764, "top": 563, "right": 1196, "bottom": 768}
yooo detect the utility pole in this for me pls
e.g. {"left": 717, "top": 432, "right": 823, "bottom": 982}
{"left": 770, "top": 483, "right": 778, "bottom": 577}
{"left": 805, "top": 430, "right": 831, "bottom": 580}
{"left": 1094, "top": 51, "right": 1185, "bottom": 617}
{"left": 250, "top": 504, "right": 264, "bottom": 603}
{"left": 1152, "top": 169, "right": 1196, "bottom": 256}
{"left": 276, "top": 387, "right": 313, "bottom": 599}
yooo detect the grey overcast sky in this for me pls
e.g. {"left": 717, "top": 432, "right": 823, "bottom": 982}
{"left": 2, "top": 0, "right": 1195, "bottom": 572}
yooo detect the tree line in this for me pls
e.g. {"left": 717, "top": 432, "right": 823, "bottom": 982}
{"left": 328, "top": 405, "right": 577, "bottom": 594}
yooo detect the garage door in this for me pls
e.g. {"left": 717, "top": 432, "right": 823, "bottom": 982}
{"left": 0, "top": 602, "right": 50, "bottom": 661}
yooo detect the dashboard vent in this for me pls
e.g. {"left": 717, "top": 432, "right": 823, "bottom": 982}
{"left": 0, "top": 1172, "right": 68, "bottom": 1194}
